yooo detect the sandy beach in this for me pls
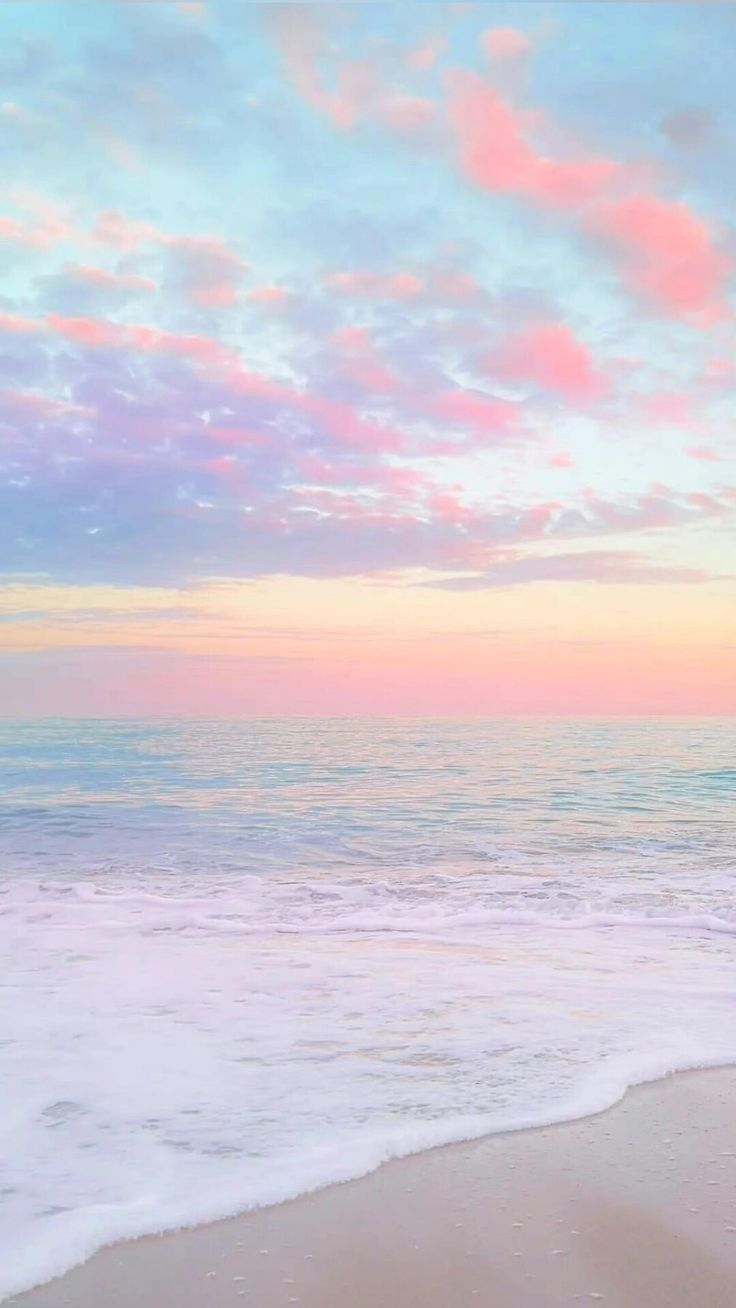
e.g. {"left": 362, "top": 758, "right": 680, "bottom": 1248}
{"left": 14, "top": 1067, "right": 736, "bottom": 1308}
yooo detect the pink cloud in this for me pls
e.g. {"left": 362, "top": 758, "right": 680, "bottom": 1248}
{"left": 264, "top": 6, "right": 356, "bottom": 130}
{"left": 685, "top": 445, "right": 722, "bottom": 462}
{"left": 289, "top": 487, "right": 370, "bottom": 517}
{"left": 377, "top": 95, "right": 436, "bottom": 133}
{"left": 93, "top": 210, "right": 163, "bottom": 249}
{"left": 265, "top": 9, "right": 437, "bottom": 136}
{"left": 0, "top": 389, "right": 91, "bottom": 417}
{"left": 65, "top": 264, "right": 157, "bottom": 293}
{"left": 222, "top": 367, "right": 291, "bottom": 404}
{"left": 152, "top": 329, "right": 239, "bottom": 367}
{"left": 580, "top": 489, "right": 702, "bottom": 533}
{"left": 446, "top": 74, "right": 730, "bottom": 320}
{"left": 0, "top": 189, "right": 73, "bottom": 248}
{"left": 699, "top": 356, "right": 736, "bottom": 388}
{"left": 0, "top": 312, "right": 41, "bottom": 334}
{"left": 493, "top": 320, "right": 607, "bottom": 402}
{"left": 301, "top": 393, "right": 404, "bottom": 453}
{"left": 640, "top": 391, "right": 695, "bottom": 427}
{"left": 247, "top": 285, "right": 291, "bottom": 307}
{"left": 342, "top": 358, "right": 401, "bottom": 395}
{"left": 407, "top": 33, "right": 447, "bottom": 71}
{"left": 325, "top": 270, "right": 423, "bottom": 298}
{"left": 47, "top": 313, "right": 122, "bottom": 349}
{"left": 295, "top": 456, "right": 427, "bottom": 504}
{"left": 332, "top": 325, "right": 371, "bottom": 352}
{"left": 427, "top": 547, "right": 709, "bottom": 590}
{"left": 326, "top": 267, "right": 484, "bottom": 305}
{"left": 332, "top": 325, "right": 402, "bottom": 394}
{"left": 167, "top": 234, "right": 247, "bottom": 308}
{"left": 429, "top": 269, "right": 483, "bottom": 300}
{"left": 205, "top": 455, "right": 246, "bottom": 487}
{"left": 190, "top": 285, "right": 238, "bottom": 308}
{"left": 590, "top": 193, "right": 729, "bottom": 321}
{"left": 687, "top": 490, "right": 729, "bottom": 513}
{"left": 447, "top": 73, "right": 619, "bottom": 210}
{"left": 45, "top": 312, "right": 239, "bottom": 368}
{"left": 482, "top": 28, "right": 532, "bottom": 61}
{"left": 424, "top": 489, "right": 479, "bottom": 524}
{"left": 377, "top": 273, "right": 422, "bottom": 299}
{"left": 0, "top": 214, "right": 52, "bottom": 248}
{"left": 549, "top": 451, "right": 574, "bottom": 468}
{"left": 433, "top": 388, "right": 518, "bottom": 434}
{"left": 93, "top": 212, "right": 247, "bottom": 307}
{"left": 220, "top": 359, "right": 407, "bottom": 453}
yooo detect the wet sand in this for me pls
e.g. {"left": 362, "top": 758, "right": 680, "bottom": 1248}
{"left": 14, "top": 1068, "right": 736, "bottom": 1308}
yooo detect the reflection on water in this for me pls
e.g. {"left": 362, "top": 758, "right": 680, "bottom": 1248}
{"left": 0, "top": 718, "right": 734, "bottom": 887}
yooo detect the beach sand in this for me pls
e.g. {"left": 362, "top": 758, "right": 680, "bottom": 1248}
{"left": 15, "top": 1068, "right": 736, "bottom": 1308}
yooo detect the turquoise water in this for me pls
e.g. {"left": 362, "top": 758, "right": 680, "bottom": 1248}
{"left": 1, "top": 717, "right": 734, "bottom": 883}
{"left": 1, "top": 718, "right": 735, "bottom": 1299}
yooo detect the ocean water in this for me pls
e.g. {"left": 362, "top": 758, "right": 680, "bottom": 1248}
{"left": 1, "top": 717, "right": 735, "bottom": 1300}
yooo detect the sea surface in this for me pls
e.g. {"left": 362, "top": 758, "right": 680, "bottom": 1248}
{"left": 1, "top": 717, "right": 735, "bottom": 1300}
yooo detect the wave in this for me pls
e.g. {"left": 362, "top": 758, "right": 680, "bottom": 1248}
{"left": 5, "top": 1049, "right": 736, "bottom": 1303}
{"left": 3, "top": 877, "right": 736, "bottom": 938}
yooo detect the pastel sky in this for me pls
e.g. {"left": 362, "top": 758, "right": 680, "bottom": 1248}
{"left": 1, "top": 1, "right": 735, "bottom": 715}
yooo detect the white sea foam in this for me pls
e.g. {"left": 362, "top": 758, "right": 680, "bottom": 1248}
{"left": 3, "top": 872, "right": 736, "bottom": 1301}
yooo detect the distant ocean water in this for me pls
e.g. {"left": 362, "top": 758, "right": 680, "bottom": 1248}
{"left": 1, "top": 717, "right": 735, "bottom": 1300}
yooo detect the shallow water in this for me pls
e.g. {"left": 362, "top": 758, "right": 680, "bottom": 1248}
{"left": 1, "top": 718, "right": 735, "bottom": 1299}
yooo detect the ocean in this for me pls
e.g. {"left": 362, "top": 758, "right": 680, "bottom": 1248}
{"left": 1, "top": 717, "right": 735, "bottom": 1300}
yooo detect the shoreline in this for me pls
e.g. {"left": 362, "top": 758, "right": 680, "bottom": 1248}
{"left": 13, "top": 1066, "right": 736, "bottom": 1308}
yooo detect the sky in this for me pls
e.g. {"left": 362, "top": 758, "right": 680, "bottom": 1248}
{"left": 0, "top": 0, "right": 735, "bottom": 716}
